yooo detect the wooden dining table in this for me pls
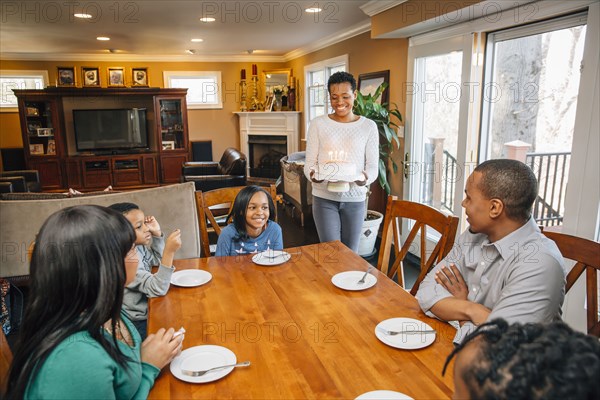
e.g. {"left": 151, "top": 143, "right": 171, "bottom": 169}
{"left": 148, "top": 241, "right": 456, "bottom": 399}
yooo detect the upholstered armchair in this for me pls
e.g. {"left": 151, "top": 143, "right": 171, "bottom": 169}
{"left": 182, "top": 147, "right": 247, "bottom": 192}
{"left": 0, "top": 170, "right": 41, "bottom": 192}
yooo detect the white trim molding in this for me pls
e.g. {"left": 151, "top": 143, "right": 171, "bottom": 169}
{"left": 360, "top": 0, "right": 408, "bottom": 17}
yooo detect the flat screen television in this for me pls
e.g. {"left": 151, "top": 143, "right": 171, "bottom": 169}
{"left": 73, "top": 108, "right": 148, "bottom": 152}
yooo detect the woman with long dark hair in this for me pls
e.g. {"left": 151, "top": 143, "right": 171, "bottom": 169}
{"left": 5, "top": 205, "right": 183, "bottom": 399}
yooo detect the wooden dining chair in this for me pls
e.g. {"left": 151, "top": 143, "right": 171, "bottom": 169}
{"left": 195, "top": 184, "right": 277, "bottom": 257}
{"left": 376, "top": 196, "right": 459, "bottom": 295}
{"left": 1, "top": 329, "right": 12, "bottom": 394}
{"left": 543, "top": 231, "right": 600, "bottom": 337}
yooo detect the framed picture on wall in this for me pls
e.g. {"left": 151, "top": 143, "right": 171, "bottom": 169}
{"left": 82, "top": 67, "right": 100, "bottom": 87}
{"left": 107, "top": 67, "right": 125, "bottom": 87}
{"left": 132, "top": 67, "right": 149, "bottom": 87}
{"left": 57, "top": 66, "right": 76, "bottom": 87}
{"left": 357, "top": 70, "right": 390, "bottom": 105}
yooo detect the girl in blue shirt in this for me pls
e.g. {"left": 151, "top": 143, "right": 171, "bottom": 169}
{"left": 216, "top": 185, "right": 283, "bottom": 256}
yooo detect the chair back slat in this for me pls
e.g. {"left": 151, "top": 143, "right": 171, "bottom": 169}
{"left": 543, "top": 231, "right": 600, "bottom": 337}
{"left": 1, "top": 329, "right": 12, "bottom": 394}
{"left": 377, "top": 196, "right": 460, "bottom": 296}
{"left": 195, "top": 185, "right": 277, "bottom": 258}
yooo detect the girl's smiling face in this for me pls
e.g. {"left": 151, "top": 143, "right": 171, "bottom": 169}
{"left": 245, "top": 191, "right": 270, "bottom": 237}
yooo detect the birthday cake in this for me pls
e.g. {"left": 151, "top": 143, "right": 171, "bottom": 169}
{"left": 316, "top": 161, "right": 360, "bottom": 192}
{"left": 316, "top": 161, "right": 357, "bottom": 182}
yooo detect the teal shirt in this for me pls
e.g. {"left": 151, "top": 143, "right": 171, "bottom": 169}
{"left": 25, "top": 315, "right": 160, "bottom": 399}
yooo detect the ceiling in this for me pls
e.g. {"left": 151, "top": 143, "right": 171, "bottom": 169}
{"left": 0, "top": 0, "right": 377, "bottom": 62}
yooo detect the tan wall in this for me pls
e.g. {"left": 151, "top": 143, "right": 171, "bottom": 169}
{"left": 371, "top": 0, "right": 482, "bottom": 38}
{"left": 1, "top": 32, "right": 408, "bottom": 197}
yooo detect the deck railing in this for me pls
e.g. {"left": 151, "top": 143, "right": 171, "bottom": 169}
{"left": 526, "top": 151, "right": 571, "bottom": 227}
{"left": 422, "top": 147, "right": 570, "bottom": 227}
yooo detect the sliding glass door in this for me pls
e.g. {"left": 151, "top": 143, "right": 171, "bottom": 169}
{"left": 405, "top": 35, "right": 479, "bottom": 228}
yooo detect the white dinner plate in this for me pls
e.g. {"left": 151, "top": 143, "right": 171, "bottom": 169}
{"left": 170, "top": 269, "right": 212, "bottom": 287}
{"left": 170, "top": 345, "right": 236, "bottom": 383}
{"left": 355, "top": 390, "right": 414, "bottom": 400}
{"left": 331, "top": 271, "right": 377, "bottom": 291}
{"left": 375, "top": 318, "right": 436, "bottom": 350}
{"left": 252, "top": 250, "right": 291, "bottom": 266}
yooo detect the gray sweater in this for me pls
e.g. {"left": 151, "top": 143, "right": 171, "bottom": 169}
{"left": 122, "top": 235, "right": 174, "bottom": 321}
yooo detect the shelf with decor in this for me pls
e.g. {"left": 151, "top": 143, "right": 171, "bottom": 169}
{"left": 15, "top": 96, "right": 65, "bottom": 189}
{"left": 14, "top": 87, "right": 189, "bottom": 190}
{"left": 155, "top": 95, "right": 189, "bottom": 183}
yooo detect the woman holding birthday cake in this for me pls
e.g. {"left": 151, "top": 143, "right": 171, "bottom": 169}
{"left": 304, "top": 71, "right": 379, "bottom": 252}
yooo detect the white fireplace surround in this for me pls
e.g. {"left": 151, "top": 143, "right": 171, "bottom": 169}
{"left": 234, "top": 111, "right": 300, "bottom": 178}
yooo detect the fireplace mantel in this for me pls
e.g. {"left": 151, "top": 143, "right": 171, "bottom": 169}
{"left": 234, "top": 111, "right": 300, "bottom": 178}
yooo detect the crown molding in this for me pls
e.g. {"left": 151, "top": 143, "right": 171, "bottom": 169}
{"left": 0, "top": 52, "right": 285, "bottom": 63}
{"left": 360, "top": 0, "right": 408, "bottom": 17}
{"left": 283, "top": 20, "right": 371, "bottom": 61}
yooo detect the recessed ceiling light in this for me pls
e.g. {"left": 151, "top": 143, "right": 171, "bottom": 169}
{"left": 96, "top": 36, "right": 110, "bottom": 41}
{"left": 74, "top": 13, "right": 92, "bottom": 19}
{"left": 305, "top": 7, "right": 322, "bottom": 13}
{"left": 199, "top": 17, "right": 216, "bottom": 22}
{"left": 190, "top": 38, "right": 204, "bottom": 42}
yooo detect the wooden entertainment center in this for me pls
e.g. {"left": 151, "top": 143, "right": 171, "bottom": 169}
{"left": 14, "top": 87, "right": 190, "bottom": 190}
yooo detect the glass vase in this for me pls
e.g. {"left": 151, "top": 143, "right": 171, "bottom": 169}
{"left": 274, "top": 93, "right": 282, "bottom": 111}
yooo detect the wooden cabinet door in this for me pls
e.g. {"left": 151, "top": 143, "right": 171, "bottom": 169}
{"left": 65, "top": 158, "right": 82, "bottom": 188}
{"left": 28, "top": 159, "right": 63, "bottom": 189}
{"left": 160, "top": 154, "right": 188, "bottom": 183}
{"left": 143, "top": 155, "right": 158, "bottom": 184}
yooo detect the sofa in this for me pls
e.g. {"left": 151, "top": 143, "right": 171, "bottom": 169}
{"left": 0, "top": 182, "right": 201, "bottom": 278}
{"left": 182, "top": 147, "right": 247, "bottom": 192}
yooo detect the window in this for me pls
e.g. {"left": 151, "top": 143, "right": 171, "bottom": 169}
{"left": 303, "top": 55, "right": 348, "bottom": 132}
{"left": 163, "top": 71, "right": 222, "bottom": 109}
{"left": 0, "top": 70, "right": 48, "bottom": 111}
{"left": 480, "top": 13, "right": 588, "bottom": 227}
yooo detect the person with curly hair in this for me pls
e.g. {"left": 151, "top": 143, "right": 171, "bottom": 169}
{"left": 444, "top": 319, "right": 600, "bottom": 400}
{"left": 304, "top": 71, "right": 379, "bottom": 252}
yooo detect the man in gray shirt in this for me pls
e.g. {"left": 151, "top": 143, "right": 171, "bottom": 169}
{"left": 416, "top": 159, "right": 566, "bottom": 343}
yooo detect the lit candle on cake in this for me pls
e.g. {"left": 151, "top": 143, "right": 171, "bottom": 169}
{"left": 319, "top": 149, "right": 357, "bottom": 192}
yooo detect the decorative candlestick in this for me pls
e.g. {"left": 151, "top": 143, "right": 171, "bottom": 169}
{"left": 249, "top": 71, "right": 260, "bottom": 111}
{"left": 240, "top": 78, "right": 247, "bottom": 112}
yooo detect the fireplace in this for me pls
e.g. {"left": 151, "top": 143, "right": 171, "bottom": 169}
{"left": 248, "top": 135, "right": 287, "bottom": 179}
{"left": 235, "top": 111, "right": 300, "bottom": 180}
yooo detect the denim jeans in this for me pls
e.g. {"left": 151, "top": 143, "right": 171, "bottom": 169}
{"left": 312, "top": 196, "right": 365, "bottom": 252}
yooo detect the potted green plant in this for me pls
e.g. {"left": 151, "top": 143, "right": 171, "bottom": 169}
{"left": 352, "top": 82, "right": 403, "bottom": 256}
